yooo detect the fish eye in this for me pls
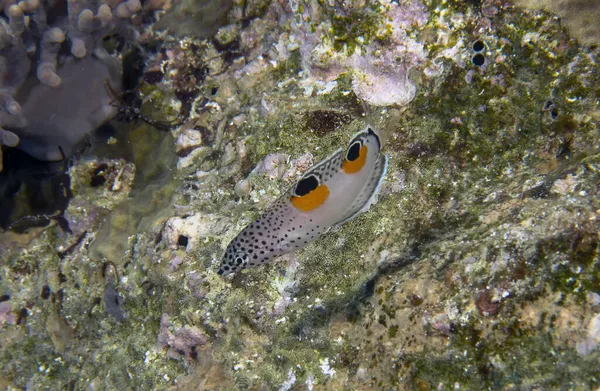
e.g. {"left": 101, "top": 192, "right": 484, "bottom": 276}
{"left": 294, "top": 174, "right": 319, "bottom": 196}
{"left": 346, "top": 141, "right": 362, "bottom": 162}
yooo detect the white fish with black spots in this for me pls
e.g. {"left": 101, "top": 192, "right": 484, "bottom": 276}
{"left": 218, "top": 126, "right": 388, "bottom": 275}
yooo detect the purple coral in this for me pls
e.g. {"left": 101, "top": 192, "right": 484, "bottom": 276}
{"left": 0, "top": 0, "right": 144, "bottom": 161}
{"left": 349, "top": 1, "right": 428, "bottom": 106}
{"left": 0, "top": 301, "right": 15, "bottom": 326}
{"left": 157, "top": 313, "right": 207, "bottom": 361}
{"left": 278, "top": 0, "right": 429, "bottom": 107}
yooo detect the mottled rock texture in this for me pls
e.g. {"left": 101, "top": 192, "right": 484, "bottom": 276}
{"left": 0, "top": 0, "right": 599, "bottom": 390}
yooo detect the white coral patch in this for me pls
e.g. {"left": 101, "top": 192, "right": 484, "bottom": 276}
{"left": 352, "top": 67, "right": 416, "bottom": 106}
{"left": 576, "top": 314, "right": 600, "bottom": 356}
{"left": 319, "top": 358, "right": 336, "bottom": 377}
{"left": 163, "top": 213, "right": 229, "bottom": 250}
{"left": 279, "top": 369, "right": 296, "bottom": 391}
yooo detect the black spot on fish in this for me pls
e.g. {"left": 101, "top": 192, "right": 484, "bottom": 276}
{"left": 346, "top": 141, "right": 361, "bottom": 161}
{"left": 472, "top": 40, "right": 485, "bottom": 52}
{"left": 294, "top": 175, "right": 319, "bottom": 196}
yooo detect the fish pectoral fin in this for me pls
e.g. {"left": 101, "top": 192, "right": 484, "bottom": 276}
{"left": 334, "top": 153, "right": 388, "bottom": 226}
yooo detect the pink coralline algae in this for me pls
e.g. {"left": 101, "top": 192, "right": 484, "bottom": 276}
{"left": 350, "top": 1, "right": 428, "bottom": 106}
{"left": 0, "top": 301, "right": 15, "bottom": 326}
{"left": 350, "top": 49, "right": 418, "bottom": 107}
{"left": 157, "top": 313, "right": 207, "bottom": 361}
{"left": 385, "top": 0, "right": 429, "bottom": 30}
{"left": 280, "top": 0, "right": 429, "bottom": 107}
{"left": 258, "top": 152, "right": 289, "bottom": 180}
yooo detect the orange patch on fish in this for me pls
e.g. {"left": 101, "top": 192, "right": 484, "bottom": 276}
{"left": 342, "top": 145, "right": 368, "bottom": 174}
{"left": 217, "top": 126, "right": 387, "bottom": 276}
{"left": 290, "top": 184, "right": 330, "bottom": 212}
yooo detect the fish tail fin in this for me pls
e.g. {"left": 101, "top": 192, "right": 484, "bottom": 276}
{"left": 334, "top": 153, "right": 388, "bottom": 226}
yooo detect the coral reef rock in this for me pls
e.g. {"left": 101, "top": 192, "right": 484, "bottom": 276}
{"left": 515, "top": 0, "right": 600, "bottom": 46}
{"left": 1, "top": 0, "right": 600, "bottom": 390}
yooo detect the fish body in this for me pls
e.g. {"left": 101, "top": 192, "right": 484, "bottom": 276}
{"left": 218, "top": 126, "right": 387, "bottom": 275}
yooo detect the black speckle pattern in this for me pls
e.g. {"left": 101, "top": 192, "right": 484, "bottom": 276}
{"left": 302, "top": 148, "right": 344, "bottom": 182}
{"left": 217, "top": 174, "right": 335, "bottom": 275}
{"left": 217, "top": 129, "right": 385, "bottom": 276}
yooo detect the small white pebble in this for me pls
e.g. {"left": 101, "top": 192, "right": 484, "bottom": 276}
{"left": 37, "top": 63, "right": 61, "bottom": 87}
{"left": 234, "top": 179, "right": 252, "bottom": 198}
{"left": 126, "top": 0, "right": 142, "bottom": 13}
{"left": 115, "top": 2, "right": 130, "bottom": 18}
{"left": 589, "top": 314, "right": 600, "bottom": 342}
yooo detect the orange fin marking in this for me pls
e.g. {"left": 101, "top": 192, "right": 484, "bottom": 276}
{"left": 342, "top": 145, "right": 368, "bottom": 174}
{"left": 290, "top": 184, "right": 330, "bottom": 212}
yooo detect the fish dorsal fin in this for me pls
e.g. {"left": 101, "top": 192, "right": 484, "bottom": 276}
{"left": 334, "top": 153, "right": 388, "bottom": 226}
{"left": 303, "top": 148, "right": 344, "bottom": 182}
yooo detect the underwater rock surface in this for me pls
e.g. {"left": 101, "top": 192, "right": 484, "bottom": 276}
{"left": 1, "top": 0, "right": 600, "bottom": 390}
{"left": 514, "top": 0, "right": 600, "bottom": 46}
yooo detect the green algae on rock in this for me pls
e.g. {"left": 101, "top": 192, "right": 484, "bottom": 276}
{"left": 1, "top": 0, "right": 600, "bottom": 389}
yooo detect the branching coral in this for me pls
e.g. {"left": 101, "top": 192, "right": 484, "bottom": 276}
{"left": 0, "top": 0, "right": 145, "bottom": 162}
